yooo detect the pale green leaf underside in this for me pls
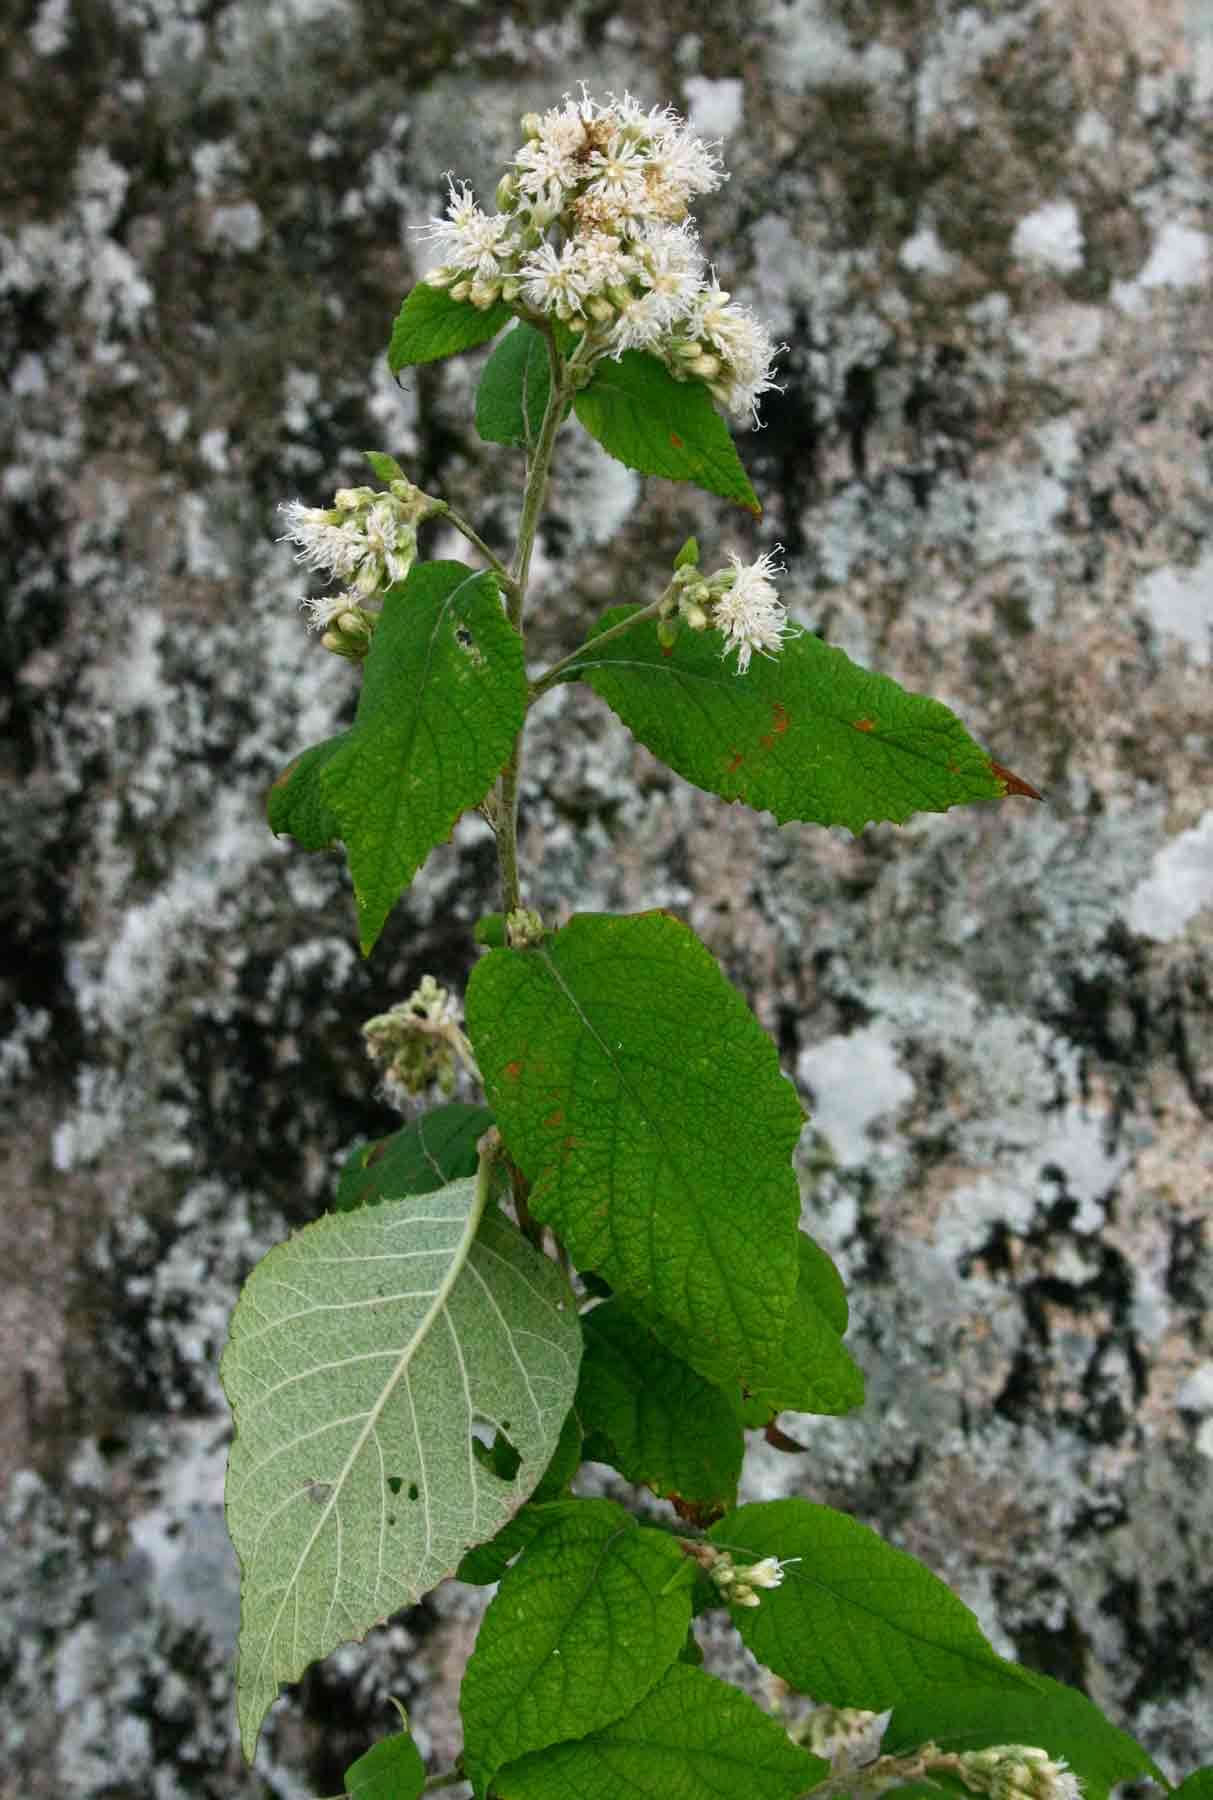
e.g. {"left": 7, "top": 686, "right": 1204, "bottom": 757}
{"left": 461, "top": 1499, "right": 692, "bottom": 1797}
{"left": 466, "top": 911, "right": 804, "bottom": 1386}
{"left": 495, "top": 1662, "right": 826, "bottom": 1800}
{"left": 222, "top": 1186, "right": 581, "bottom": 1760}
{"left": 565, "top": 607, "right": 1004, "bottom": 832}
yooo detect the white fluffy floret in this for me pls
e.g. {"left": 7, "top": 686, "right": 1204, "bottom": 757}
{"left": 417, "top": 178, "right": 519, "bottom": 280}
{"left": 710, "top": 547, "right": 794, "bottom": 672}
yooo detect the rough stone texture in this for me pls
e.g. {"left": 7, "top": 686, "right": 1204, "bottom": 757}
{"left": 2, "top": 0, "right": 1211, "bottom": 1794}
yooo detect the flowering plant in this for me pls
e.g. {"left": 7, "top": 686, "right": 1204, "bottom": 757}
{"left": 220, "top": 90, "right": 1192, "bottom": 1800}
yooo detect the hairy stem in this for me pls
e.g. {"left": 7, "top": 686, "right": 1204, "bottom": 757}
{"left": 496, "top": 323, "right": 570, "bottom": 913}
{"left": 528, "top": 586, "right": 674, "bottom": 703}
{"left": 435, "top": 502, "right": 516, "bottom": 591}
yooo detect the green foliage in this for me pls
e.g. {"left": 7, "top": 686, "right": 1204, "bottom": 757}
{"left": 267, "top": 731, "right": 348, "bottom": 850}
{"left": 362, "top": 450, "right": 408, "bottom": 484}
{"left": 564, "top": 606, "right": 1006, "bottom": 830}
{"left": 1173, "top": 1772, "right": 1213, "bottom": 1800}
{"left": 224, "top": 93, "right": 1172, "bottom": 1799}
{"left": 343, "top": 1717, "right": 426, "bottom": 1800}
{"left": 334, "top": 1103, "right": 493, "bottom": 1211}
{"left": 738, "top": 1232, "right": 865, "bottom": 1418}
{"left": 573, "top": 353, "right": 761, "bottom": 513}
{"left": 389, "top": 283, "right": 512, "bottom": 370}
{"left": 710, "top": 1498, "right": 1033, "bottom": 1708}
{"left": 576, "top": 1302, "right": 744, "bottom": 1507}
{"left": 222, "top": 1183, "right": 580, "bottom": 1758}
{"left": 460, "top": 1499, "right": 694, "bottom": 1796}
{"left": 884, "top": 1670, "right": 1169, "bottom": 1799}
{"left": 318, "top": 562, "right": 527, "bottom": 952}
{"left": 466, "top": 910, "right": 805, "bottom": 1384}
{"left": 493, "top": 1663, "right": 828, "bottom": 1800}
{"left": 455, "top": 1411, "right": 584, "bottom": 1584}
{"left": 476, "top": 323, "right": 555, "bottom": 449}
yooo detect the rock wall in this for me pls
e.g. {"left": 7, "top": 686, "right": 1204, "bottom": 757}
{"left": 1, "top": 1, "right": 1210, "bottom": 1795}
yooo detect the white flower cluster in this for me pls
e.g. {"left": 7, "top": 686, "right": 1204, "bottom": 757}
{"left": 417, "top": 87, "right": 783, "bottom": 424}
{"left": 363, "top": 977, "right": 470, "bottom": 1100}
{"left": 278, "top": 481, "right": 432, "bottom": 657}
{"left": 706, "top": 1549, "right": 800, "bottom": 1607}
{"left": 953, "top": 1746, "right": 1082, "bottom": 1800}
{"left": 666, "top": 545, "right": 795, "bottom": 673}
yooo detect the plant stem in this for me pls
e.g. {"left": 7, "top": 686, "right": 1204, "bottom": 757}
{"left": 528, "top": 588, "right": 672, "bottom": 702}
{"left": 436, "top": 503, "right": 516, "bottom": 591}
{"left": 496, "top": 323, "right": 571, "bottom": 914}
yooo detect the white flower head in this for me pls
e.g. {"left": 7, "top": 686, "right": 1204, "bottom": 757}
{"left": 691, "top": 280, "right": 785, "bottom": 424}
{"left": 278, "top": 501, "right": 364, "bottom": 580}
{"left": 415, "top": 178, "right": 519, "bottom": 280}
{"left": 520, "top": 239, "right": 593, "bottom": 317}
{"left": 710, "top": 547, "right": 794, "bottom": 672}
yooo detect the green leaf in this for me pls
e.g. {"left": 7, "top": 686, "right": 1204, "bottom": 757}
{"left": 884, "top": 1668, "right": 1168, "bottom": 1800}
{"left": 455, "top": 1411, "right": 584, "bottom": 1585}
{"left": 573, "top": 353, "right": 760, "bottom": 513}
{"left": 460, "top": 1498, "right": 694, "bottom": 1797}
{"left": 740, "top": 1232, "right": 864, "bottom": 1419}
{"left": 475, "top": 323, "right": 554, "bottom": 450}
{"left": 267, "top": 732, "right": 349, "bottom": 850}
{"left": 388, "top": 283, "right": 512, "bottom": 371}
{"left": 344, "top": 1725, "right": 426, "bottom": 1800}
{"left": 493, "top": 1662, "right": 827, "bottom": 1800}
{"left": 577, "top": 1302, "right": 743, "bottom": 1506}
{"left": 465, "top": 911, "right": 805, "bottom": 1385}
{"left": 363, "top": 450, "right": 407, "bottom": 484}
{"left": 221, "top": 1186, "right": 581, "bottom": 1762}
{"left": 640, "top": 1231, "right": 862, "bottom": 1424}
{"left": 334, "top": 1103, "right": 493, "bottom": 1211}
{"left": 564, "top": 607, "right": 1007, "bottom": 832}
{"left": 1173, "top": 1772, "right": 1213, "bottom": 1800}
{"left": 708, "top": 1498, "right": 1034, "bottom": 1709}
{"left": 319, "top": 562, "right": 526, "bottom": 953}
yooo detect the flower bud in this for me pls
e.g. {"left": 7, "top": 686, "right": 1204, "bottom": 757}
{"left": 520, "top": 112, "right": 542, "bottom": 140}
{"left": 495, "top": 172, "right": 518, "bottom": 212}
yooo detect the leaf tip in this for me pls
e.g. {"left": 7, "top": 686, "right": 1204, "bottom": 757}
{"left": 990, "top": 760, "right": 1044, "bottom": 802}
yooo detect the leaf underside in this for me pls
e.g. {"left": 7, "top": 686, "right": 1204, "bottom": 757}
{"left": 222, "top": 1186, "right": 580, "bottom": 1760}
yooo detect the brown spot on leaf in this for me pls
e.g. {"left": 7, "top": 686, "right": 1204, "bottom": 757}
{"left": 669, "top": 431, "right": 684, "bottom": 448}
{"left": 726, "top": 749, "right": 745, "bottom": 773}
{"left": 990, "top": 760, "right": 1044, "bottom": 801}
{"left": 544, "top": 1108, "right": 564, "bottom": 1128}
{"left": 760, "top": 733, "right": 774, "bottom": 751}
{"left": 771, "top": 702, "right": 789, "bottom": 735}
{"left": 504, "top": 1060, "right": 523, "bottom": 1082}
{"left": 853, "top": 717, "right": 876, "bottom": 733}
